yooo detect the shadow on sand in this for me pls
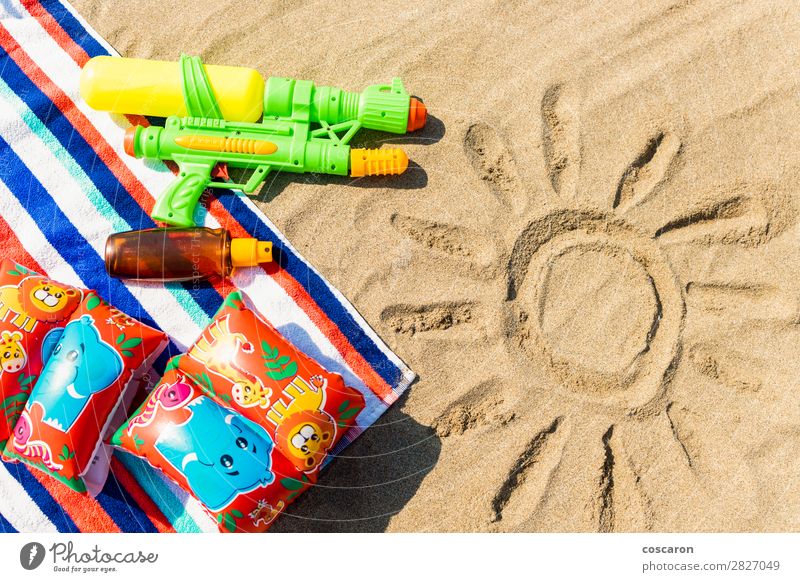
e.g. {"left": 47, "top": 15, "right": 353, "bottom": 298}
{"left": 270, "top": 388, "right": 440, "bottom": 532}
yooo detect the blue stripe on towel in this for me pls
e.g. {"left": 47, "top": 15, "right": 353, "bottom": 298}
{"left": 4, "top": 462, "right": 78, "bottom": 532}
{"left": 97, "top": 470, "right": 159, "bottom": 533}
{"left": 0, "top": 510, "right": 18, "bottom": 532}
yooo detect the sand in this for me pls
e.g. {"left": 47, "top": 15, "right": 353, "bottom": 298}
{"left": 73, "top": 0, "right": 800, "bottom": 532}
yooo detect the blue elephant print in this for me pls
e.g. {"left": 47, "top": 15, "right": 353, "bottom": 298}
{"left": 28, "top": 315, "right": 123, "bottom": 432}
{"left": 155, "top": 396, "right": 275, "bottom": 511}
{"left": 40, "top": 326, "right": 64, "bottom": 362}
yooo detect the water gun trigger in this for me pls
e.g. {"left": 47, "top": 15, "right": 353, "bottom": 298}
{"left": 211, "top": 163, "right": 229, "bottom": 180}
{"left": 207, "top": 164, "right": 271, "bottom": 195}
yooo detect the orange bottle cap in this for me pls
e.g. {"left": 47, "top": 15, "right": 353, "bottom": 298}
{"left": 230, "top": 238, "right": 273, "bottom": 267}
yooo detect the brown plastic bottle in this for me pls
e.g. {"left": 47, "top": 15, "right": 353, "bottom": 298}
{"left": 105, "top": 227, "right": 273, "bottom": 282}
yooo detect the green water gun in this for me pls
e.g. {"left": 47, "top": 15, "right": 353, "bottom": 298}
{"left": 80, "top": 55, "right": 428, "bottom": 227}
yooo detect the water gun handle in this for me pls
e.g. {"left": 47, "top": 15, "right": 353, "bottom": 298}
{"left": 151, "top": 159, "right": 214, "bottom": 227}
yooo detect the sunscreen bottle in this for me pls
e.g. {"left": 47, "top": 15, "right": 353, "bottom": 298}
{"left": 105, "top": 227, "right": 273, "bottom": 282}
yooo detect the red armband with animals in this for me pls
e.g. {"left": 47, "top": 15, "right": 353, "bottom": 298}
{"left": 3, "top": 291, "right": 168, "bottom": 495}
{"left": 112, "top": 365, "right": 315, "bottom": 532}
{"left": 176, "top": 291, "right": 366, "bottom": 474}
{"left": 0, "top": 260, "right": 83, "bottom": 449}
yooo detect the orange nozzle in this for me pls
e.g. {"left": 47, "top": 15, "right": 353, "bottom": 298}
{"left": 123, "top": 126, "right": 137, "bottom": 157}
{"left": 350, "top": 148, "right": 409, "bottom": 177}
{"left": 407, "top": 97, "right": 427, "bottom": 132}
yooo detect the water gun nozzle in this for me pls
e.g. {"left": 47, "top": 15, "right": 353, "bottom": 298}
{"left": 123, "top": 126, "right": 137, "bottom": 157}
{"left": 350, "top": 148, "right": 409, "bottom": 177}
{"left": 407, "top": 97, "right": 427, "bottom": 132}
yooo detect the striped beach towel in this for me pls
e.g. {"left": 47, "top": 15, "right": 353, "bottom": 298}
{"left": 0, "top": 0, "right": 414, "bottom": 532}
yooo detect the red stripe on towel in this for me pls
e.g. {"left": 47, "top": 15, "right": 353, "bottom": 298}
{"left": 29, "top": 470, "right": 120, "bottom": 532}
{"left": 19, "top": 0, "right": 90, "bottom": 67}
{"left": 0, "top": 214, "right": 44, "bottom": 273}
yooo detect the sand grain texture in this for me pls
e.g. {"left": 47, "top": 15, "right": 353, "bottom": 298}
{"left": 74, "top": 0, "right": 800, "bottom": 532}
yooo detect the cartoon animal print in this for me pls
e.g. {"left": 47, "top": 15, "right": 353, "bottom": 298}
{"left": 231, "top": 378, "right": 271, "bottom": 409}
{"left": 0, "top": 276, "right": 80, "bottom": 333}
{"left": 12, "top": 410, "right": 62, "bottom": 471}
{"left": 267, "top": 375, "right": 336, "bottom": 471}
{"left": 105, "top": 312, "right": 136, "bottom": 331}
{"left": 249, "top": 499, "right": 284, "bottom": 528}
{"left": 27, "top": 315, "right": 123, "bottom": 432}
{"left": 187, "top": 314, "right": 271, "bottom": 407}
{"left": 40, "top": 327, "right": 64, "bottom": 362}
{"left": 127, "top": 373, "right": 194, "bottom": 436}
{"left": 155, "top": 396, "right": 275, "bottom": 511}
{"left": 0, "top": 330, "right": 26, "bottom": 375}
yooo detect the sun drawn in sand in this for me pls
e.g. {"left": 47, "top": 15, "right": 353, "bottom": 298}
{"left": 376, "top": 83, "right": 796, "bottom": 531}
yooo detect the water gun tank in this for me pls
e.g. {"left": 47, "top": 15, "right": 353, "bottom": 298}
{"left": 80, "top": 56, "right": 264, "bottom": 122}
